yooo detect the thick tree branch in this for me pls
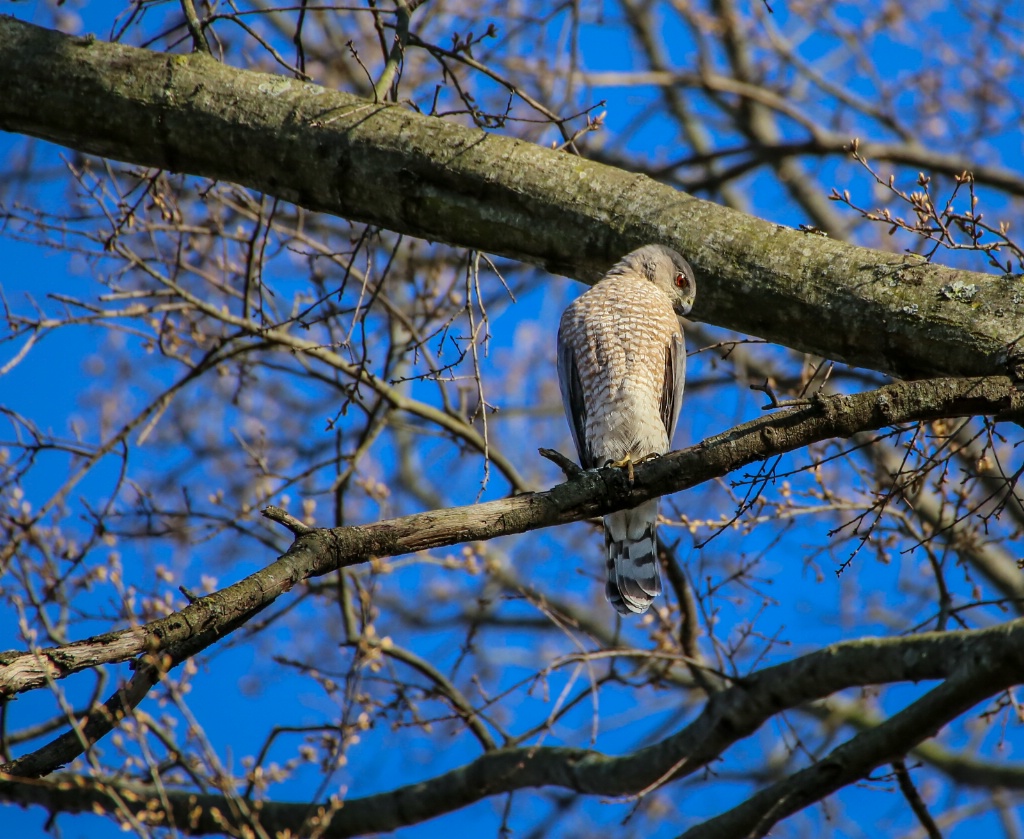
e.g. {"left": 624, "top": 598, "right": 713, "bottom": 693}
{"left": 3, "top": 620, "right": 1024, "bottom": 835}
{"left": 678, "top": 655, "right": 1005, "bottom": 839}
{"left": 0, "top": 612, "right": 246, "bottom": 779}
{"left": 1, "top": 15, "right": 1022, "bottom": 379}
{"left": 1, "top": 375, "right": 1020, "bottom": 701}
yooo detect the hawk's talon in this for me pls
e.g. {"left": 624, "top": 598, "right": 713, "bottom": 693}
{"left": 606, "top": 452, "right": 663, "bottom": 485}
{"left": 607, "top": 454, "right": 636, "bottom": 485}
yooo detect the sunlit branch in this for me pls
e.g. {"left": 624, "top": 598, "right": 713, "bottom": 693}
{"left": 0, "top": 16, "right": 1019, "bottom": 380}
{"left": 4, "top": 620, "right": 1024, "bottom": 835}
{"left": 678, "top": 656, "right": 1008, "bottom": 839}
{"left": 1, "top": 374, "right": 1020, "bottom": 701}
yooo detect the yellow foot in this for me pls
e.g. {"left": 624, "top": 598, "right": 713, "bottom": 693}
{"left": 607, "top": 452, "right": 662, "bottom": 485}
{"left": 607, "top": 454, "right": 636, "bottom": 485}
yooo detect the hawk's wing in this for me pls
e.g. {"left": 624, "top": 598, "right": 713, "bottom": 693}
{"left": 660, "top": 331, "right": 686, "bottom": 442}
{"left": 556, "top": 322, "right": 591, "bottom": 468}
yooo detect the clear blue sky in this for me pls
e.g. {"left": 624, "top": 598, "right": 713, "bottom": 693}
{"left": 2, "top": 2, "right": 1022, "bottom": 837}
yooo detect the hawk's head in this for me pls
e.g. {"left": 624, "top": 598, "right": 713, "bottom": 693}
{"left": 616, "top": 244, "right": 697, "bottom": 317}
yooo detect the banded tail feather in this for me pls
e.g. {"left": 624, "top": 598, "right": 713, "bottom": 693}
{"left": 603, "top": 499, "right": 662, "bottom": 614}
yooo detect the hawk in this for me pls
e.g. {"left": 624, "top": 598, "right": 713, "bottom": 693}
{"left": 557, "top": 245, "right": 697, "bottom": 614}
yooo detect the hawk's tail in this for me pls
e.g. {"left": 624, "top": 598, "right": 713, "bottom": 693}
{"left": 603, "top": 500, "right": 662, "bottom": 615}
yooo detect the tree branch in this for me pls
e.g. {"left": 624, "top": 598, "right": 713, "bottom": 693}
{"left": 1, "top": 15, "right": 1021, "bottom": 379}
{"left": 1, "top": 375, "right": 1020, "bottom": 701}
{"left": 3, "top": 620, "right": 1024, "bottom": 835}
{"left": 893, "top": 759, "right": 944, "bottom": 839}
{"left": 677, "top": 657, "right": 1004, "bottom": 839}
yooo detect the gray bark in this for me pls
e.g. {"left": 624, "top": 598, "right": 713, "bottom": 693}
{"left": 1, "top": 375, "right": 1020, "bottom": 702}
{"left": 1, "top": 15, "right": 1021, "bottom": 379}
{"left": 3, "top": 619, "right": 1024, "bottom": 837}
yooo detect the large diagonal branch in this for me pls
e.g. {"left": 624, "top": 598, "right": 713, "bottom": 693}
{"left": 3, "top": 620, "right": 1024, "bottom": 836}
{"left": 679, "top": 652, "right": 1011, "bottom": 839}
{"left": 1, "top": 15, "right": 1021, "bottom": 379}
{"left": 1, "top": 375, "right": 1020, "bottom": 703}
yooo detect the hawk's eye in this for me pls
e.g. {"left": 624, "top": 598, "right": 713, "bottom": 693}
{"left": 674, "top": 272, "right": 688, "bottom": 289}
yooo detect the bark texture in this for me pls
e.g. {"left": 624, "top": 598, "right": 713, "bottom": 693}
{"left": 3, "top": 620, "right": 1024, "bottom": 837}
{"left": 1, "top": 15, "right": 1021, "bottom": 379}
{"left": 1, "top": 375, "right": 1019, "bottom": 702}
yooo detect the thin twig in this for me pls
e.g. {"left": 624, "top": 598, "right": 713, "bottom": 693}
{"left": 178, "top": 0, "right": 210, "bottom": 53}
{"left": 893, "top": 758, "right": 944, "bottom": 839}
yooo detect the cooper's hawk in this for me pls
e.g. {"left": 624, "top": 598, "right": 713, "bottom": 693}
{"left": 557, "top": 245, "right": 696, "bottom": 614}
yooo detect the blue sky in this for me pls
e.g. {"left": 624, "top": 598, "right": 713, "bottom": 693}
{"left": 3, "top": 1, "right": 1024, "bottom": 838}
